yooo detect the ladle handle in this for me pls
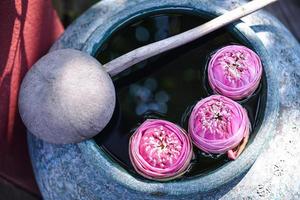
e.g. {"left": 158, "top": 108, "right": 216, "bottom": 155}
{"left": 103, "top": 0, "right": 277, "bottom": 76}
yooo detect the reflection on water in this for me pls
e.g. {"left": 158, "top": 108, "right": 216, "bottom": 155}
{"left": 94, "top": 12, "right": 266, "bottom": 179}
{"left": 129, "top": 78, "right": 169, "bottom": 116}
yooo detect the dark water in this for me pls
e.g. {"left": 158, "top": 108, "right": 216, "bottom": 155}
{"left": 94, "top": 12, "right": 266, "bottom": 180}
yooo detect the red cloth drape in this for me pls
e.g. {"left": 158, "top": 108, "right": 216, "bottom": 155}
{"left": 0, "top": 0, "right": 63, "bottom": 194}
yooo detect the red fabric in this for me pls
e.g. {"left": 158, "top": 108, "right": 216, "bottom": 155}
{"left": 0, "top": 0, "right": 63, "bottom": 194}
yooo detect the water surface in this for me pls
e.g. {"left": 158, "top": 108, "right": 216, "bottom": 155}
{"left": 94, "top": 12, "right": 266, "bottom": 180}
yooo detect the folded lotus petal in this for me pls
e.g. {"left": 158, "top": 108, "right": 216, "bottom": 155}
{"left": 188, "top": 95, "right": 250, "bottom": 159}
{"left": 208, "top": 45, "right": 262, "bottom": 100}
{"left": 129, "top": 119, "right": 193, "bottom": 181}
{"left": 227, "top": 133, "right": 249, "bottom": 160}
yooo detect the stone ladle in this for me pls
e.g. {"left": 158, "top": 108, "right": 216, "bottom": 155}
{"left": 19, "top": 0, "right": 277, "bottom": 144}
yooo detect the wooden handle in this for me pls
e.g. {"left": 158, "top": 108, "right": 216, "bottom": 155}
{"left": 103, "top": 0, "right": 277, "bottom": 76}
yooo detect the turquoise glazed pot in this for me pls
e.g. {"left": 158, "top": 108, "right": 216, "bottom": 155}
{"left": 28, "top": 0, "right": 300, "bottom": 199}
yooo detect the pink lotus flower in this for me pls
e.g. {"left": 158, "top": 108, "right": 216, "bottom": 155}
{"left": 208, "top": 45, "right": 262, "bottom": 100}
{"left": 188, "top": 95, "right": 250, "bottom": 160}
{"left": 129, "top": 119, "right": 193, "bottom": 181}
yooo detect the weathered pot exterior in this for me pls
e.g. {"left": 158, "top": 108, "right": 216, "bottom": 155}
{"left": 28, "top": 0, "right": 300, "bottom": 199}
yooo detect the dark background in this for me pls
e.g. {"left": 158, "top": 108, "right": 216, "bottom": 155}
{"left": 52, "top": 0, "right": 300, "bottom": 41}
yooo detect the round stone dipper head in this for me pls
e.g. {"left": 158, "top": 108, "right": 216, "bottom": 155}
{"left": 188, "top": 95, "right": 250, "bottom": 160}
{"left": 19, "top": 49, "right": 116, "bottom": 144}
{"left": 129, "top": 119, "right": 193, "bottom": 181}
{"left": 208, "top": 45, "right": 262, "bottom": 100}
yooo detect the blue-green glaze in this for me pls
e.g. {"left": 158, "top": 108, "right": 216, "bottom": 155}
{"left": 28, "top": 0, "right": 300, "bottom": 199}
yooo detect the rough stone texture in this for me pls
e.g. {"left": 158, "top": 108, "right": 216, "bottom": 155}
{"left": 27, "top": 0, "right": 299, "bottom": 199}
{"left": 20, "top": 49, "right": 116, "bottom": 144}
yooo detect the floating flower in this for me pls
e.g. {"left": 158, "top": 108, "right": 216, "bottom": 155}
{"left": 208, "top": 45, "right": 262, "bottom": 100}
{"left": 188, "top": 95, "right": 250, "bottom": 160}
{"left": 129, "top": 119, "right": 193, "bottom": 181}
